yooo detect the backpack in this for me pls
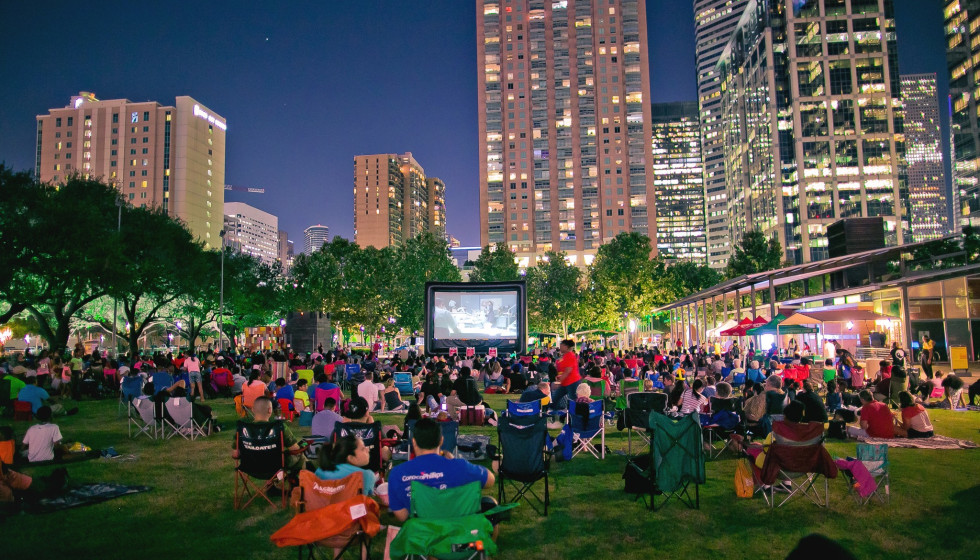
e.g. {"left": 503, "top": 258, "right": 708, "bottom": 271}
{"left": 735, "top": 458, "right": 754, "bottom": 498}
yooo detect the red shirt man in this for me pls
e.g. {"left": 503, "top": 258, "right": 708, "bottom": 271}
{"left": 556, "top": 341, "right": 581, "bottom": 387}
{"left": 859, "top": 391, "right": 895, "bottom": 438}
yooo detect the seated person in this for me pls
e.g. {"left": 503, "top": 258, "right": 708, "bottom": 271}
{"left": 22, "top": 406, "right": 66, "bottom": 463}
{"left": 387, "top": 418, "right": 495, "bottom": 523}
{"left": 584, "top": 365, "right": 612, "bottom": 397}
{"left": 572, "top": 382, "right": 595, "bottom": 424}
{"left": 382, "top": 378, "right": 409, "bottom": 412}
{"left": 293, "top": 379, "right": 311, "bottom": 413}
{"left": 825, "top": 380, "right": 843, "bottom": 413}
{"left": 505, "top": 363, "right": 528, "bottom": 393}
{"left": 520, "top": 382, "right": 552, "bottom": 408}
{"left": 764, "top": 376, "right": 786, "bottom": 416}
{"left": 312, "top": 398, "right": 344, "bottom": 440}
{"left": 231, "top": 396, "right": 305, "bottom": 475}
{"left": 273, "top": 378, "right": 295, "bottom": 407}
{"left": 796, "top": 380, "right": 827, "bottom": 423}
{"left": 17, "top": 377, "right": 73, "bottom": 416}
{"left": 748, "top": 400, "right": 806, "bottom": 470}
{"left": 242, "top": 372, "right": 268, "bottom": 408}
{"left": 847, "top": 390, "right": 897, "bottom": 439}
{"left": 315, "top": 434, "right": 376, "bottom": 496}
{"left": 313, "top": 374, "right": 340, "bottom": 410}
{"left": 484, "top": 363, "right": 509, "bottom": 393}
{"left": 701, "top": 376, "right": 718, "bottom": 399}
{"left": 938, "top": 373, "right": 966, "bottom": 409}
{"left": 822, "top": 359, "right": 836, "bottom": 385}
{"left": 231, "top": 369, "right": 248, "bottom": 396}
{"left": 357, "top": 371, "right": 384, "bottom": 412}
{"left": 418, "top": 373, "right": 444, "bottom": 412}
{"left": 898, "top": 391, "right": 934, "bottom": 439}
{"left": 710, "top": 382, "right": 735, "bottom": 412}
{"left": 680, "top": 379, "right": 709, "bottom": 415}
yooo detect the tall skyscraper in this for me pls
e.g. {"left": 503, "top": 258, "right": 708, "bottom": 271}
{"left": 304, "top": 224, "right": 330, "bottom": 255}
{"left": 353, "top": 152, "right": 446, "bottom": 248}
{"left": 476, "top": 0, "right": 655, "bottom": 267}
{"left": 901, "top": 73, "right": 949, "bottom": 242}
{"left": 650, "top": 101, "right": 707, "bottom": 264}
{"left": 946, "top": 0, "right": 980, "bottom": 228}
{"left": 35, "top": 92, "right": 226, "bottom": 248}
{"left": 277, "top": 229, "right": 294, "bottom": 270}
{"left": 223, "top": 202, "right": 279, "bottom": 266}
{"left": 694, "top": 0, "right": 751, "bottom": 269}
{"left": 719, "top": 0, "right": 906, "bottom": 264}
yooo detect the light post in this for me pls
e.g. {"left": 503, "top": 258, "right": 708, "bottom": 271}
{"left": 111, "top": 196, "right": 123, "bottom": 358}
{"left": 219, "top": 229, "right": 226, "bottom": 353}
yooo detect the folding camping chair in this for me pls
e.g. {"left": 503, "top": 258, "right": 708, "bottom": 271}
{"left": 403, "top": 419, "right": 459, "bottom": 458}
{"left": 278, "top": 398, "right": 296, "bottom": 421}
{"left": 615, "top": 379, "right": 642, "bottom": 412}
{"left": 164, "top": 397, "right": 207, "bottom": 439}
{"left": 625, "top": 392, "right": 667, "bottom": 456}
{"left": 335, "top": 421, "right": 386, "bottom": 477}
{"left": 756, "top": 420, "right": 838, "bottom": 508}
{"left": 234, "top": 419, "right": 289, "bottom": 509}
{"left": 118, "top": 375, "right": 144, "bottom": 417}
{"left": 129, "top": 398, "right": 159, "bottom": 439}
{"left": 849, "top": 443, "right": 890, "bottom": 505}
{"left": 567, "top": 400, "right": 605, "bottom": 459}
{"left": 497, "top": 415, "right": 551, "bottom": 516}
{"left": 702, "top": 398, "right": 742, "bottom": 459}
{"left": 389, "top": 481, "right": 514, "bottom": 560}
{"left": 629, "top": 412, "right": 705, "bottom": 511}
{"left": 505, "top": 399, "right": 542, "bottom": 418}
{"left": 313, "top": 386, "right": 341, "bottom": 413}
{"left": 289, "top": 470, "right": 376, "bottom": 560}
{"left": 394, "top": 372, "right": 415, "bottom": 396}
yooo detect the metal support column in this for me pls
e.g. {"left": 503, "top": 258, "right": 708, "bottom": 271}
{"left": 750, "top": 285, "right": 757, "bottom": 318}
{"left": 900, "top": 285, "right": 913, "bottom": 358}
{"left": 768, "top": 276, "right": 776, "bottom": 318}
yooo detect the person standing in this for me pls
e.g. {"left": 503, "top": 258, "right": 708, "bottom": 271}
{"left": 184, "top": 351, "right": 205, "bottom": 402}
{"left": 550, "top": 339, "right": 582, "bottom": 413}
{"left": 920, "top": 335, "right": 935, "bottom": 380}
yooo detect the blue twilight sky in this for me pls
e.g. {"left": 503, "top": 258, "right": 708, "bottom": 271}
{"left": 0, "top": 1, "right": 949, "bottom": 247}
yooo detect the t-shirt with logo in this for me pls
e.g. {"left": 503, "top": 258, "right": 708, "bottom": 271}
{"left": 388, "top": 453, "right": 489, "bottom": 513}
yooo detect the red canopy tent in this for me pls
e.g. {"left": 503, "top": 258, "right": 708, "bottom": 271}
{"left": 720, "top": 317, "right": 754, "bottom": 336}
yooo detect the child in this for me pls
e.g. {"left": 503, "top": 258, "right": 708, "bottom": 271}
{"left": 825, "top": 380, "right": 842, "bottom": 413}
{"left": 22, "top": 406, "right": 66, "bottom": 463}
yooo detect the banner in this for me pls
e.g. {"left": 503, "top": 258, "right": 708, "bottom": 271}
{"left": 465, "top": 347, "right": 475, "bottom": 357}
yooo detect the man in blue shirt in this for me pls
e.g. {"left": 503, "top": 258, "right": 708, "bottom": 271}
{"left": 17, "top": 376, "right": 66, "bottom": 415}
{"left": 388, "top": 418, "right": 494, "bottom": 522}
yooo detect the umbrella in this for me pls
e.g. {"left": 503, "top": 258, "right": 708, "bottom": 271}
{"left": 746, "top": 313, "right": 819, "bottom": 336}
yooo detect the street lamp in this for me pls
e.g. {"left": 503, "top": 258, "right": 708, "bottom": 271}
{"left": 112, "top": 195, "right": 123, "bottom": 358}
{"left": 219, "top": 229, "right": 226, "bottom": 353}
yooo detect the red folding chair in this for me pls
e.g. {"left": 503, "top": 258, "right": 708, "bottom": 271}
{"left": 277, "top": 398, "right": 295, "bottom": 421}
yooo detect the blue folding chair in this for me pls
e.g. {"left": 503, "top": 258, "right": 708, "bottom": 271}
{"left": 394, "top": 372, "right": 414, "bottom": 396}
{"left": 731, "top": 372, "right": 746, "bottom": 388}
{"left": 506, "top": 399, "right": 542, "bottom": 417}
{"left": 567, "top": 400, "right": 605, "bottom": 459}
{"left": 151, "top": 371, "right": 173, "bottom": 394}
{"left": 403, "top": 419, "right": 459, "bottom": 457}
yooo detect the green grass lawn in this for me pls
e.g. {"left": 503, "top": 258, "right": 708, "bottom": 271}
{"left": 2, "top": 394, "right": 978, "bottom": 560}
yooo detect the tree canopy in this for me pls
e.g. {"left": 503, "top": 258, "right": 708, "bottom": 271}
{"left": 468, "top": 243, "right": 520, "bottom": 283}
{"left": 725, "top": 230, "right": 784, "bottom": 279}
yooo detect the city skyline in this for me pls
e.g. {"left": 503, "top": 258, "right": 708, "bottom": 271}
{"left": 0, "top": 1, "right": 951, "bottom": 249}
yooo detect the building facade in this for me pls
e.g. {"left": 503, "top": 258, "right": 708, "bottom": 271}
{"left": 222, "top": 202, "right": 279, "bottom": 266}
{"left": 650, "top": 101, "right": 707, "bottom": 264}
{"left": 277, "top": 230, "right": 294, "bottom": 270}
{"left": 476, "top": 0, "right": 655, "bottom": 267}
{"left": 719, "top": 0, "right": 906, "bottom": 264}
{"left": 901, "top": 73, "right": 949, "bottom": 242}
{"left": 694, "top": 0, "right": 751, "bottom": 270}
{"left": 304, "top": 224, "right": 330, "bottom": 255}
{"left": 946, "top": 0, "right": 980, "bottom": 228}
{"left": 35, "top": 92, "right": 226, "bottom": 249}
{"left": 353, "top": 152, "right": 445, "bottom": 248}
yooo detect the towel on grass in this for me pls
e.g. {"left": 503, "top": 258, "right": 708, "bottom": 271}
{"left": 855, "top": 435, "right": 977, "bottom": 449}
{"left": 29, "top": 483, "right": 151, "bottom": 514}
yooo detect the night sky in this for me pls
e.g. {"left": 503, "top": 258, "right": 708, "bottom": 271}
{"left": 0, "top": 1, "right": 949, "bottom": 248}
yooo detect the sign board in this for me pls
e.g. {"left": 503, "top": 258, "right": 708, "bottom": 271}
{"left": 487, "top": 347, "right": 498, "bottom": 357}
{"left": 950, "top": 346, "right": 969, "bottom": 373}
{"left": 465, "top": 347, "right": 475, "bottom": 357}
{"left": 448, "top": 347, "right": 458, "bottom": 356}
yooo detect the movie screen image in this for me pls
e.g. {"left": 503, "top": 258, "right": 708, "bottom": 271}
{"left": 424, "top": 281, "right": 527, "bottom": 355}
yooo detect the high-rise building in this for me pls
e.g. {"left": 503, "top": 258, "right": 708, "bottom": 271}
{"left": 277, "top": 229, "right": 294, "bottom": 270}
{"left": 650, "top": 101, "right": 707, "bottom": 264}
{"left": 35, "top": 92, "right": 226, "bottom": 248}
{"left": 223, "top": 202, "right": 279, "bottom": 266}
{"left": 427, "top": 177, "right": 447, "bottom": 240}
{"left": 353, "top": 152, "right": 445, "bottom": 248}
{"left": 718, "top": 0, "right": 906, "bottom": 264}
{"left": 901, "top": 73, "right": 949, "bottom": 242}
{"left": 946, "top": 0, "right": 980, "bottom": 228}
{"left": 476, "top": 0, "right": 655, "bottom": 267}
{"left": 304, "top": 224, "right": 330, "bottom": 255}
{"left": 694, "top": 0, "right": 751, "bottom": 269}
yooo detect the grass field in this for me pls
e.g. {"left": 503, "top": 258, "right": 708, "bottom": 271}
{"left": 2, "top": 393, "right": 978, "bottom": 560}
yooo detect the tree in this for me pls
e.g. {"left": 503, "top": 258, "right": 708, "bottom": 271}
{"left": 963, "top": 225, "right": 980, "bottom": 264}
{"left": 659, "top": 260, "right": 723, "bottom": 305}
{"left": 110, "top": 204, "right": 205, "bottom": 358}
{"left": 2, "top": 174, "right": 122, "bottom": 352}
{"left": 468, "top": 243, "right": 520, "bottom": 282}
{"left": 526, "top": 251, "right": 584, "bottom": 338}
{"left": 587, "top": 232, "right": 663, "bottom": 327}
{"left": 725, "top": 230, "right": 783, "bottom": 279}
{"left": 221, "top": 253, "right": 288, "bottom": 345}
{"left": 392, "top": 232, "right": 461, "bottom": 333}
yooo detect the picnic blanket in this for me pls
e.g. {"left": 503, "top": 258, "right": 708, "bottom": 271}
{"left": 855, "top": 435, "right": 978, "bottom": 450}
{"left": 456, "top": 435, "right": 491, "bottom": 461}
{"left": 29, "top": 483, "right": 151, "bottom": 514}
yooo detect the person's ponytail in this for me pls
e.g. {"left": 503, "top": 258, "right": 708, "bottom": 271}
{"left": 317, "top": 434, "right": 359, "bottom": 471}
